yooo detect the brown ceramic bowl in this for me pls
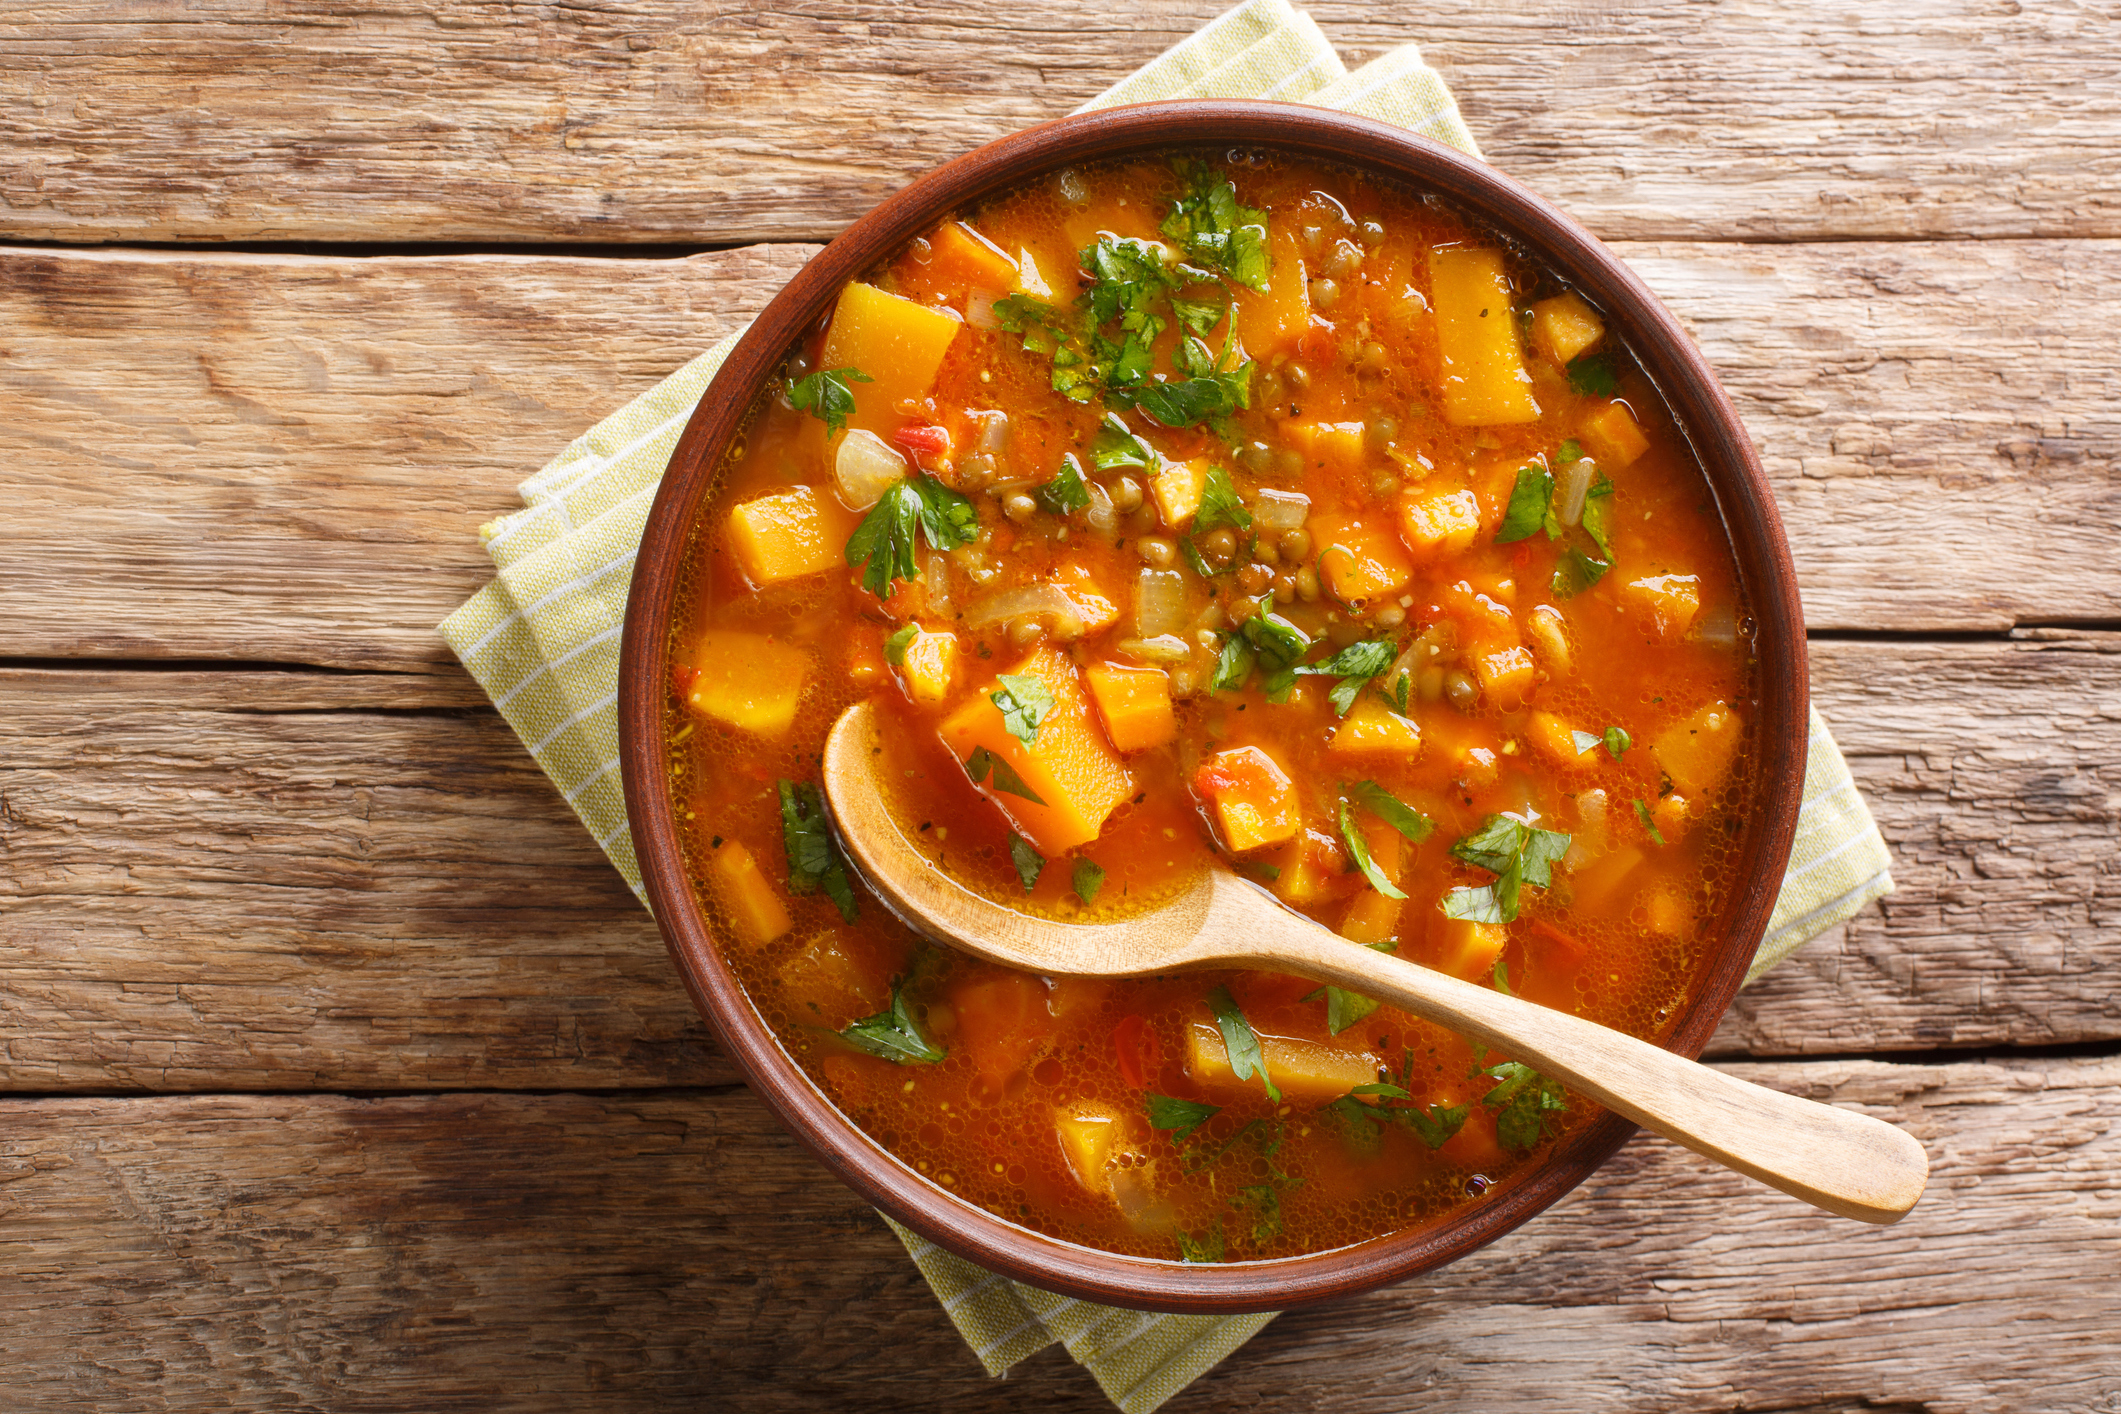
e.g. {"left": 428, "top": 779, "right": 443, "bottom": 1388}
{"left": 619, "top": 100, "right": 1807, "bottom": 1314}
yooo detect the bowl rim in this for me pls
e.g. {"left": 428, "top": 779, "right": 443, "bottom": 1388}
{"left": 619, "top": 98, "right": 1809, "bottom": 1314}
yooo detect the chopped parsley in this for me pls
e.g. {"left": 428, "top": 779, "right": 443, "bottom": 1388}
{"left": 1091, "top": 412, "right": 1156, "bottom": 471}
{"left": 1243, "top": 613, "right": 1312, "bottom": 702}
{"left": 1007, "top": 832, "right": 1045, "bottom": 892}
{"left": 1209, "top": 631, "right": 1255, "bottom": 694}
{"left": 1634, "top": 797, "right": 1667, "bottom": 845}
{"left": 963, "top": 744, "right": 1046, "bottom": 805}
{"left": 1193, "top": 464, "right": 1253, "bottom": 534}
{"left": 1159, "top": 158, "right": 1271, "bottom": 291}
{"left": 844, "top": 474, "right": 978, "bottom": 596}
{"left": 1146, "top": 1093, "right": 1220, "bottom": 1143}
{"left": 839, "top": 981, "right": 945, "bottom": 1065}
{"left": 1480, "top": 1059, "right": 1569, "bottom": 1151}
{"left": 1338, "top": 798, "right": 1408, "bottom": 901}
{"left": 1035, "top": 455, "right": 1092, "bottom": 516}
{"left": 1072, "top": 857, "right": 1106, "bottom": 905}
{"left": 1552, "top": 546, "right": 1612, "bottom": 598}
{"left": 1566, "top": 351, "right": 1620, "bottom": 396}
{"left": 1440, "top": 813, "right": 1571, "bottom": 925}
{"left": 786, "top": 364, "right": 872, "bottom": 438}
{"left": 1348, "top": 780, "right": 1434, "bottom": 845}
{"left": 1298, "top": 637, "right": 1398, "bottom": 716}
{"left": 777, "top": 780, "right": 858, "bottom": 923}
{"left": 1326, "top": 1052, "right": 1470, "bottom": 1151}
{"left": 1176, "top": 1221, "right": 1226, "bottom": 1264}
{"left": 883, "top": 623, "right": 918, "bottom": 666}
{"left": 1234, "top": 1183, "right": 1284, "bottom": 1243}
{"left": 1205, "top": 984, "right": 1280, "bottom": 1102}
{"left": 990, "top": 672, "right": 1054, "bottom": 746}
{"left": 1580, "top": 473, "right": 1617, "bottom": 557}
{"left": 1494, "top": 462, "right": 1554, "bottom": 544}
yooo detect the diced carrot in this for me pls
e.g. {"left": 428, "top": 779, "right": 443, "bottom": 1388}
{"left": 1312, "top": 512, "right": 1414, "bottom": 607}
{"left": 1055, "top": 1100, "right": 1139, "bottom": 1196}
{"left": 710, "top": 840, "right": 792, "bottom": 949}
{"left": 1184, "top": 1019, "right": 1378, "bottom": 1102}
{"left": 1435, "top": 916, "right": 1507, "bottom": 981}
{"left": 1192, "top": 745, "right": 1300, "bottom": 852}
{"left": 1580, "top": 398, "right": 1651, "bottom": 467}
{"left": 686, "top": 630, "right": 810, "bottom": 736}
{"left": 1339, "top": 888, "right": 1401, "bottom": 945}
{"left": 776, "top": 934, "right": 890, "bottom": 1024}
{"left": 1427, "top": 247, "right": 1540, "bottom": 426}
{"left": 1397, "top": 486, "right": 1483, "bottom": 559}
{"left": 1470, "top": 643, "right": 1537, "bottom": 709}
{"left": 1526, "top": 709, "right": 1587, "bottom": 766}
{"left": 1149, "top": 459, "right": 1208, "bottom": 530}
{"left": 1530, "top": 291, "right": 1606, "bottom": 366}
{"left": 898, "top": 630, "right": 959, "bottom": 708}
{"left": 1621, "top": 573, "right": 1702, "bottom": 641}
{"left": 892, "top": 423, "right": 953, "bottom": 458}
{"left": 1112, "top": 1013, "right": 1159, "bottom": 1090}
{"left": 1652, "top": 701, "right": 1743, "bottom": 797}
{"left": 1052, "top": 562, "right": 1122, "bottom": 635}
{"left": 923, "top": 221, "right": 1021, "bottom": 294}
{"left": 817, "top": 282, "right": 964, "bottom": 439}
{"left": 1083, "top": 662, "right": 1176, "bottom": 753}
{"left": 951, "top": 970, "right": 1054, "bottom": 1090}
{"left": 1642, "top": 886, "right": 1692, "bottom": 939}
{"left": 1653, "top": 792, "right": 1694, "bottom": 842}
{"left": 1261, "top": 827, "right": 1352, "bottom": 906}
{"left": 1329, "top": 697, "right": 1422, "bottom": 755}
{"left": 727, "top": 485, "right": 852, "bottom": 589}
{"left": 1279, "top": 420, "right": 1367, "bottom": 474}
{"left": 936, "top": 646, "right": 1134, "bottom": 856}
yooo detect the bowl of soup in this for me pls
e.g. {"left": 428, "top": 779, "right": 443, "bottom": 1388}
{"left": 619, "top": 101, "right": 1807, "bottom": 1313}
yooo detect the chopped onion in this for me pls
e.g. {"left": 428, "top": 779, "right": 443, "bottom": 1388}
{"left": 833, "top": 429, "right": 908, "bottom": 511}
{"left": 964, "top": 581, "right": 1078, "bottom": 629}
{"left": 922, "top": 551, "right": 953, "bottom": 614}
{"left": 1115, "top": 635, "right": 1192, "bottom": 665}
{"left": 1693, "top": 602, "right": 1739, "bottom": 649}
{"left": 1554, "top": 456, "right": 1598, "bottom": 526}
{"left": 1084, "top": 482, "right": 1118, "bottom": 537}
{"left": 1133, "top": 568, "right": 1189, "bottom": 637}
{"left": 964, "top": 290, "right": 1004, "bottom": 330}
{"left": 970, "top": 409, "right": 1011, "bottom": 455}
{"left": 1253, "top": 488, "right": 1311, "bottom": 532}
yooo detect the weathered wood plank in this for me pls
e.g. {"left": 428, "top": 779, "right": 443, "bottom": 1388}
{"left": 0, "top": 1057, "right": 2112, "bottom": 1411}
{"left": 4, "top": 636, "right": 2115, "bottom": 1092}
{"left": 2, "top": 1, "right": 2116, "bottom": 246}
{"left": 3, "top": 240, "right": 2115, "bottom": 675}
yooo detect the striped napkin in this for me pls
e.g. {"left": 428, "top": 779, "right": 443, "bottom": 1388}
{"left": 439, "top": 3, "right": 1894, "bottom": 1406}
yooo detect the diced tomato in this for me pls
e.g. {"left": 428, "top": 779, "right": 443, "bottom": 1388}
{"left": 1112, "top": 1013, "right": 1158, "bottom": 1090}
{"left": 1193, "top": 762, "right": 1240, "bottom": 797}
{"left": 893, "top": 423, "right": 953, "bottom": 457}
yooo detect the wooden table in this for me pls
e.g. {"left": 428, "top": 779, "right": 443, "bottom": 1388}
{"left": 4, "top": 4, "right": 2117, "bottom": 1408}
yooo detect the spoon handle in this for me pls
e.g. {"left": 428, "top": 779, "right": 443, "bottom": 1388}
{"left": 1212, "top": 886, "right": 1928, "bottom": 1224}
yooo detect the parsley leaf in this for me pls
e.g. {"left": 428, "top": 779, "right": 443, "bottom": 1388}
{"left": 1146, "top": 1093, "right": 1220, "bottom": 1143}
{"left": 1235, "top": 1183, "right": 1284, "bottom": 1243}
{"left": 1209, "top": 631, "right": 1255, "bottom": 694}
{"left": 1604, "top": 725, "right": 1632, "bottom": 759}
{"left": 1329, "top": 1085, "right": 1469, "bottom": 1151}
{"left": 1566, "top": 352, "right": 1620, "bottom": 396}
{"left": 1555, "top": 438, "right": 1585, "bottom": 465}
{"left": 1072, "top": 857, "right": 1106, "bottom": 905}
{"left": 1634, "top": 797, "right": 1667, "bottom": 845}
{"left": 777, "top": 780, "right": 858, "bottom": 923}
{"left": 1495, "top": 462, "right": 1555, "bottom": 544}
{"left": 1338, "top": 798, "right": 1408, "bottom": 900}
{"left": 1298, "top": 638, "right": 1398, "bottom": 717}
{"left": 1176, "top": 1220, "right": 1226, "bottom": 1264}
{"left": 1092, "top": 412, "right": 1156, "bottom": 472}
{"left": 1442, "top": 814, "right": 1571, "bottom": 924}
{"left": 1132, "top": 365, "right": 1253, "bottom": 430}
{"left": 1160, "top": 159, "right": 1271, "bottom": 291}
{"left": 786, "top": 365, "right": 873, "bottom": 438}
{"left": 883, "top": 623, "right": 918, "bottom": 666}
{"left": 1441, "top": 883, "right": 1508, "bottom": 924}
{"left": 993, "top": 294, "right": 1098, "bottom": 403}
{"left": 1035, "top": 454, "right": 1092, "bottom": 517}
{"left": 840, "top": 981, "right": 945, "bottom": 1065}
{"left": 1325, "top": 987, "right": 1381, "bottom": 1036}
{"left": 1492, "top": 958, "right": 1514, "bottom": 995}
{"left": 963, "top": 745, "right": 1046, "bottom": 806}
{"left": 1242, "top": 613, "right": 1311, "bottom": 703}
{"left": 1170, "top": 295, "right": 1227, "bottom": 336}
{"left": 1552, "top": 546, "right": 1612, "bottom": 598}
{"left": 844, "top": 474, "right": 978, "bottom": 596}
{"left": 1008, "top": 832, "right": 1045, "bottom": 892}
{"left": 1348, "top": 780, "right": 1434, "bottom": 845}
{"left": 1080, "top": 235, "right": 1175, "bottom": 394}
{"left": 1580, "top": 473, "right": 1617, "bottom": 558}
{"left": 1204, "top": 984, "right": 1280, "bottom": 1102}
{"left": 1480, "top": 1060, "right": 1569, "bottom": 1151}
{"left": 1194, "top": 465, "right": 1253, "bottom": 533}
{"left": 990, "top": 673, "right": 1054, "bottom": 746}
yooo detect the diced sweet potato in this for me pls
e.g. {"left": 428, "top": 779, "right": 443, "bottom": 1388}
{"left": 1398, "top": 486, "right": 1483, "bottom": 559}
{"left": 1329, "top": 697, "right": 1422, "bottom": 755}
{"left": 1621, "top": 573, "right": 1702, "bottom": 641}
{"left": 687, "top": 631, "right": 810, "bottom": 736}
{"left": 1150, "top": 459, "right": 1208, "bottom": 530}
{"left": 1232, "top": 221, "right": 1310, "bottom": 355}
{"left": 925, "top": 221, "right": 1020, "bottom": 293}
{"left": 711, "top": 840, "right": 792, "bottom": 949}
{"left": 1435, "top": 916, "right": 1507, "bottom": 981}
{"left": 1193, "top": 745, "right": 1300, "bottom": 852}
{"left": 1652, "top": 792, "right": 1694, "bottom": 843}
{"left": 1084, "top": 662, "right": 1176, "bottom": 753}
{"left": 898, "top": 630, "right": 959, "bottom": 708}
{"left": 1339, "top": 887, "right": 1401, "bottom": 945}
{"left": 1280, "top": 420, "right": 1367, "bottom": 473}
{"left": 727, "top": 485, "right": 850, "bottom": 588}
{"left": 1469, "top": 642, "right": 1536, "bottom": 709}
{"left": 936, "top": 646, "right": 1134, "bottom": 856}
{"left": 1531, "top": 291, "right": 1606, "bottom": 366}
{"left": 1653, "top": 701, "right": 1743, "bottom": 797}
{"left": 1427, "top": 247, "right": 1540, "bottom": 426}
{"left": 1312, "top": 513, "right": 1414, "bottom": 607}
{"left": 1580, "top": 399, "right": 1651, "bottom": 467}
{"left": 1185, "top": 1020, "right": 1378, "bottom": 1102}
{"left": 776, "top": 933, "right": 890, "bottom": 1024}
{"left": 816, "top": 282, "right": 964, "bottom": 438}
{"left": 951, "top": 971, "right": 1054, "bottom": 1090}
{"left": 1055, "top": 1100, "right": 1131, "bottom": 1196}
{"left": 1526, "top": 709, "right": 1587, "bottom": 766}
{"left": 1263, "top": 827, "right": 1352, "bottom": 906}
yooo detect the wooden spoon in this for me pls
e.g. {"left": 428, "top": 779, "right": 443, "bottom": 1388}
{"left": 822, "top": 700, "right": 1927, "bottom": 1224}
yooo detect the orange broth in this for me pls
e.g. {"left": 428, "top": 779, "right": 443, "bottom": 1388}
{"left": 665, "top": 151, "right": 1759, "bottom": 1262}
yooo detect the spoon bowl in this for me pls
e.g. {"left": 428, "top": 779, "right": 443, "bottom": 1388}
{"left": 824, "top": 699, "right": 1928, "bottom": 1226}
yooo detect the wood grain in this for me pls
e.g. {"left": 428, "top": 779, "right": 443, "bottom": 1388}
{"left": 0, "top": 1056, "right": 2112, "bottom": 1412}
{"left": 2, "top": 239, "right": 2115, "bottom": 675}
{"left": 1, "top": 1, "right": 2116, "bottom": 246}
{"left": 4, "top": 635, "right": 2114, "bottom": 1093}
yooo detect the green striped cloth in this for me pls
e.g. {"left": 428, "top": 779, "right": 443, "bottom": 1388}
{"left": 439, "top": 3, "right": 1894, "bottom": 1406}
